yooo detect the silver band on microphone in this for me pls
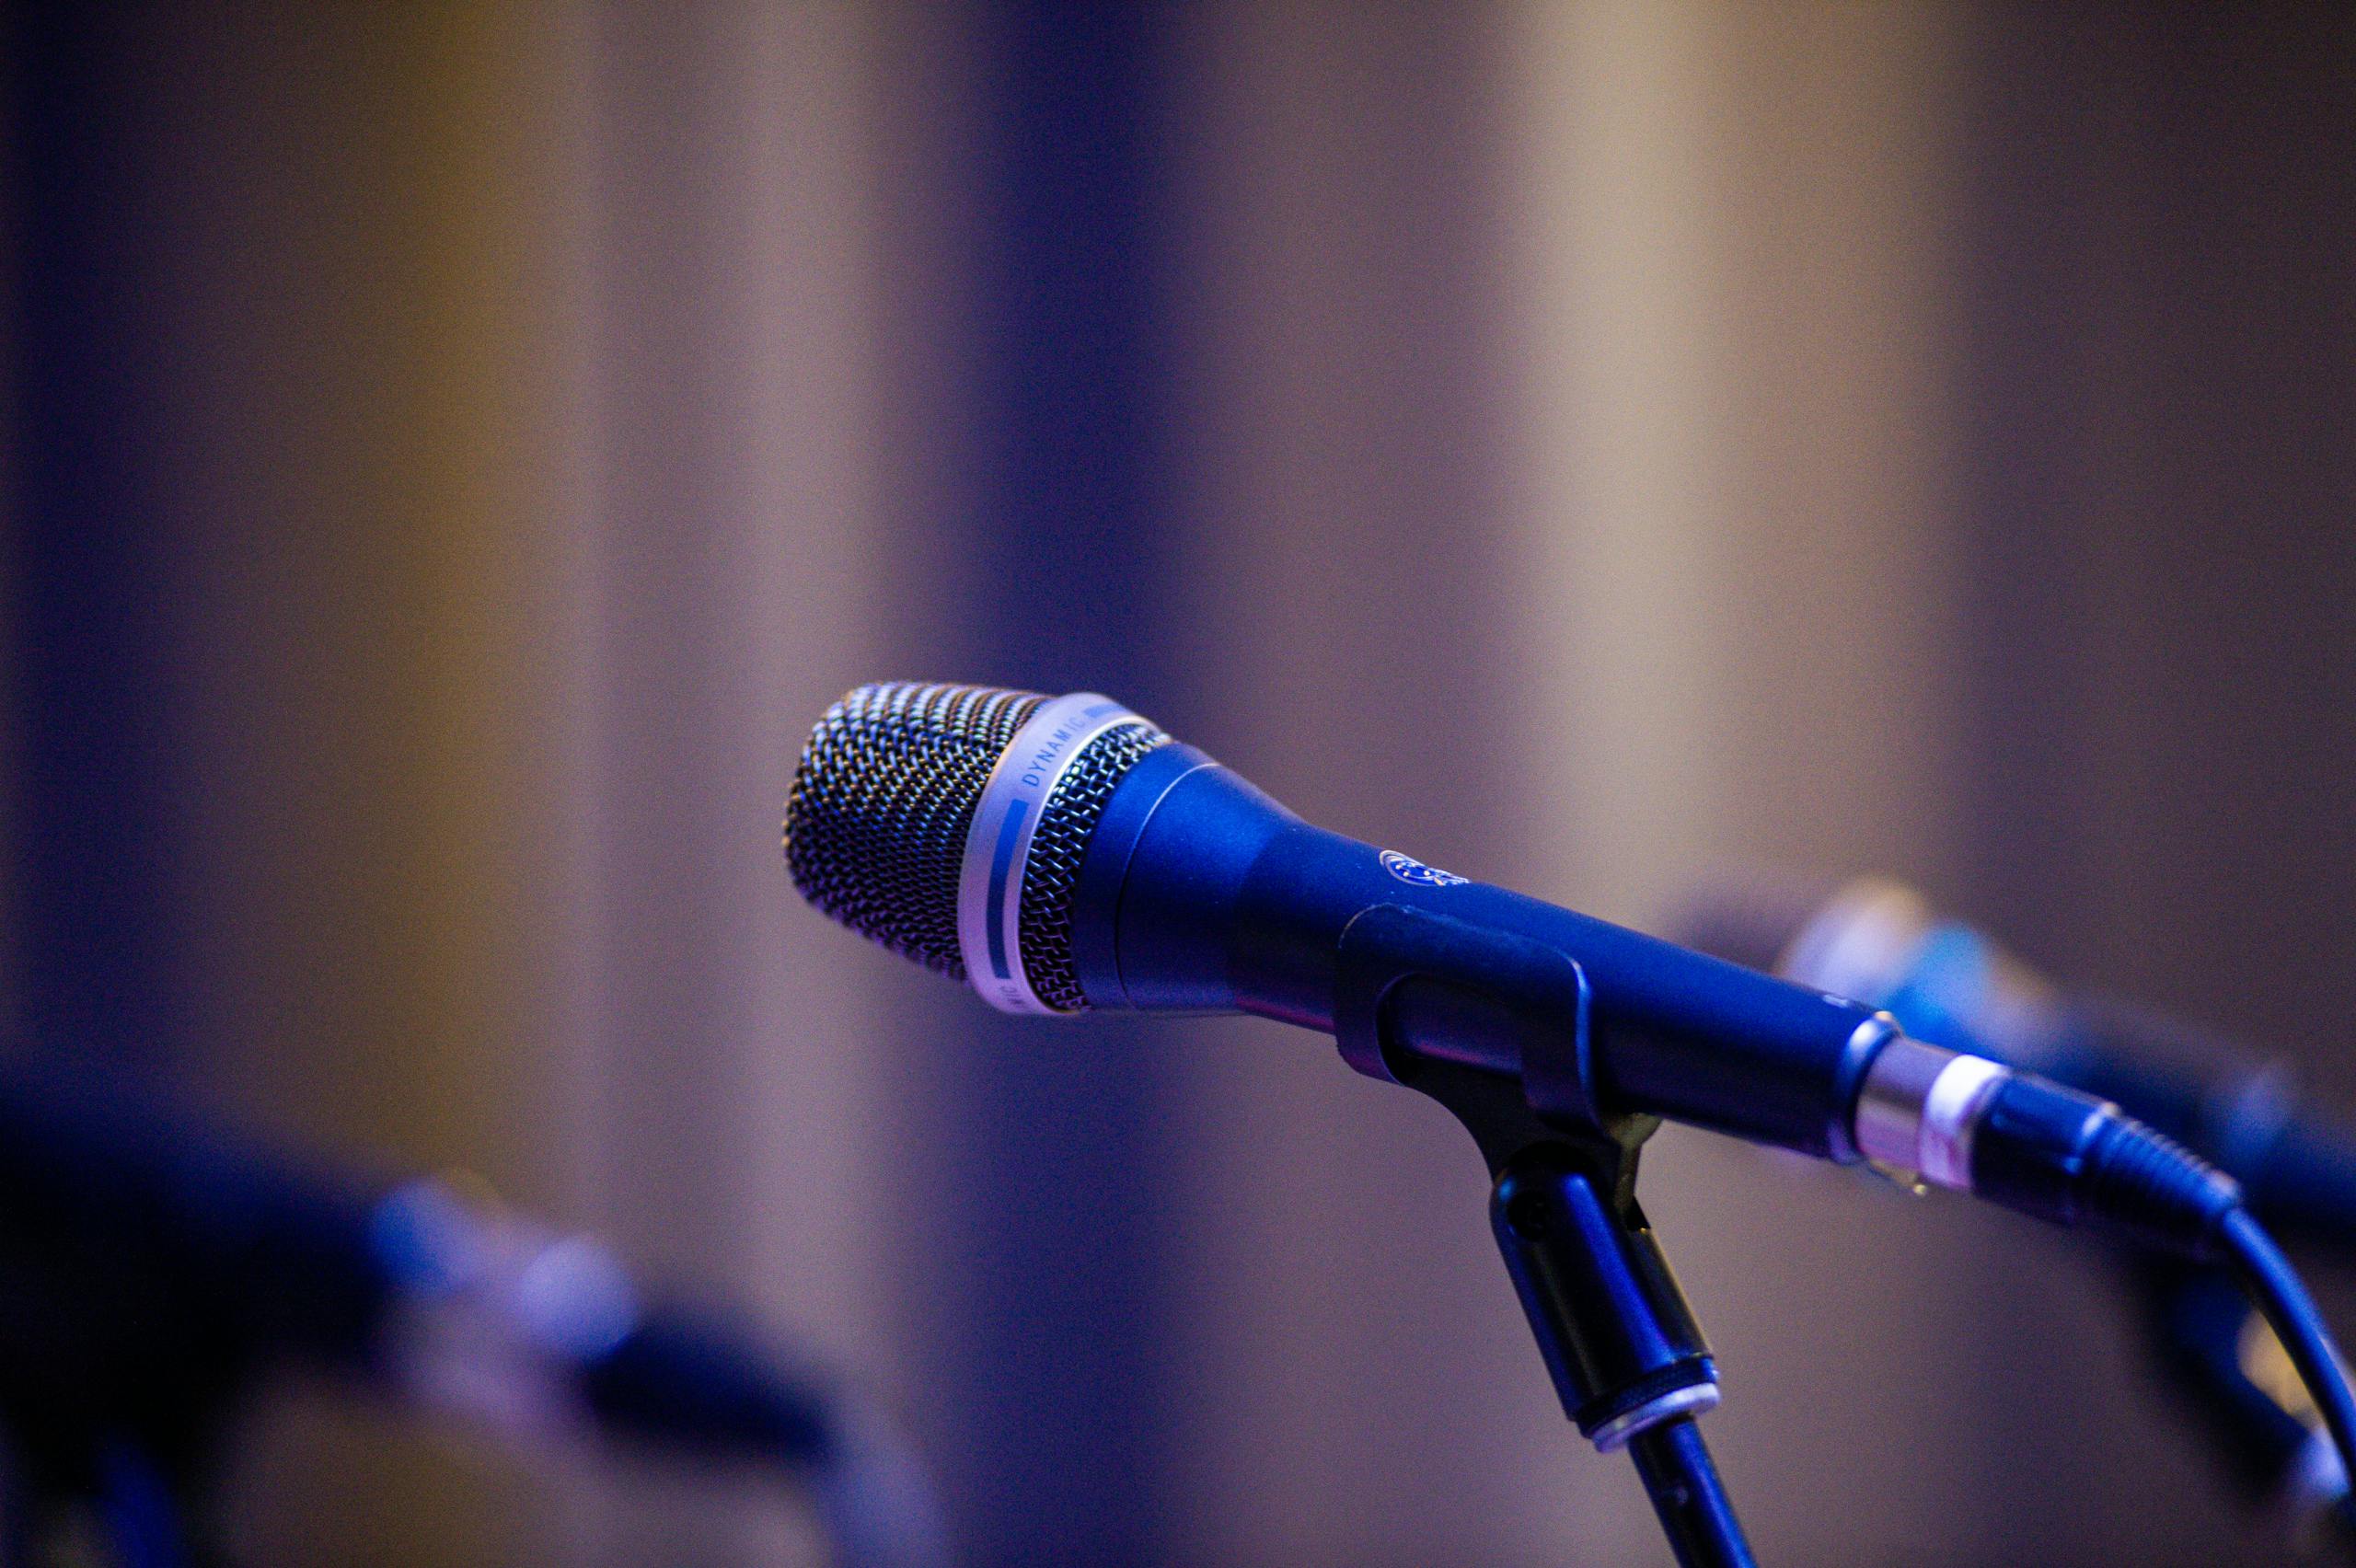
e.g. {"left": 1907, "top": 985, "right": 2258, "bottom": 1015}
{"left": 1853, "top": 1034, "right": 2013, "bottom": 1191}
{"left": 956, "top": 692, "right": 1143, "bottom": 1015}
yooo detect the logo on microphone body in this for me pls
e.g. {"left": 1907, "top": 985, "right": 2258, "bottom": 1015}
{"left": 1380, "top": 849, "right": 1468, "bottom": 888}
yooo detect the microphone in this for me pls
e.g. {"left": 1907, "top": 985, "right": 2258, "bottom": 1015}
{"left": 783, "top": 682, "right": 2239, "bottom": 1257}
{"left": 1674, "top": 871, "right": 2356, "bottom": 1255}
{"left": 0, "top": 1056, "right": 945, "bottom": 1568}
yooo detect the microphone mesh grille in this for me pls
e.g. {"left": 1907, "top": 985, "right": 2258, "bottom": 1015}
{"left": 1014, "top": 718, "right": 1169, "bottom": 1009}
{"left": 784, "top": 681, "right": 1167, "bottom": 1009}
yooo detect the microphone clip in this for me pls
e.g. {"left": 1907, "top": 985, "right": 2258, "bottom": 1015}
{"left": 1333, "top": 905, "right": 1738, "bottom": 1526}
{"left": 1334, "top": 903, "right": 1647, "bottom": 1151}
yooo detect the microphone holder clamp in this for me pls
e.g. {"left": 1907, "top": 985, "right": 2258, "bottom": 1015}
{"left": 1334, "top": 905, "right": 1758, "bottom": 1568}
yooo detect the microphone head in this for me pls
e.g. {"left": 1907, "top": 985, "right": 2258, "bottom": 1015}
{"left": 784, "top": 682, "right": 1170, "bottom": 1012}
{"left": 1679, "top": 866, "right": 2070, "bottom": 1066}
{"left": 1669, "top": 864, "right": 1845, "bottom": 976}
{"left": 1673, "top": 864, "right": 1941, "bottom": 1004}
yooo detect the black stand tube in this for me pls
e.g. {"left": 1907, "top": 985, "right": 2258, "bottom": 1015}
{"left": 1484, "top": 1132, "right": 1758, "bottom": 1568}
{"left": 1627, "top": 1417, "right": 1758, "bottom": 1568}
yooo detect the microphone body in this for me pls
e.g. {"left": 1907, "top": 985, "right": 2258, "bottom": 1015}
{"left": 1068, "top": 744, "right": 1887, "bottom": 1162}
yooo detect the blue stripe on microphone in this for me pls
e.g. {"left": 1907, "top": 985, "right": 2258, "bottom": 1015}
{"left": 986, "top": 798, "right": 1029, "bottom": 979}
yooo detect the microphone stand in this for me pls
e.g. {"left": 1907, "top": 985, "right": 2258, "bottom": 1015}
{"left": 1332, "top": 907, "right": 1759, "bottom": 1568}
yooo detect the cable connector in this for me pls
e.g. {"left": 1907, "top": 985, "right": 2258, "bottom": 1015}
{"left": 1971, "top": 1077, "right": 2244, "bottom": 1258}
{"left": 1854, "top": 1036, "right": 2243, "bottom": 1258}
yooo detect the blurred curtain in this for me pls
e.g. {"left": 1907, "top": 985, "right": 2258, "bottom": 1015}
{"left": 10, "top": 5, "right": 576, "bottom": 1560}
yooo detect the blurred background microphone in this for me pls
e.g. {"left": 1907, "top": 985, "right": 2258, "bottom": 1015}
{"left": 1677, "top": 869, "right": 2356, "bottom": 1537}
{"left": 0, "top": 1056, "right": 945, "bottom": 1568}
{"left": 1676, "top": 870, "right": 2356, "bottom": 1253}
